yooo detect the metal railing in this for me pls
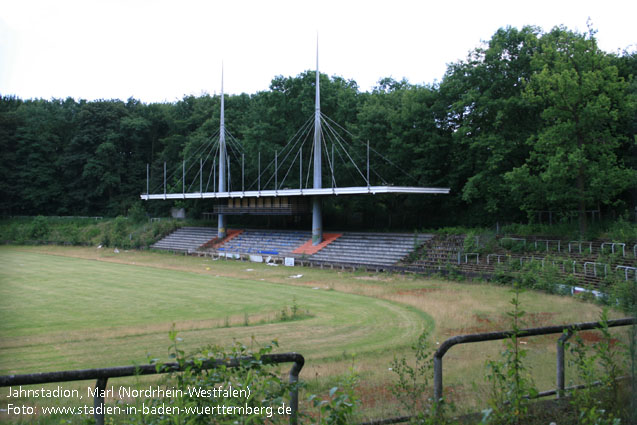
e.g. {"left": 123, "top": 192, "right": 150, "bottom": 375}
{"left": 534, "top": 239, "right": 561, "bottom": 252}
{"left": 518, "top": 256, "right": 541, "bottom": 265}
{"left": 360, "top": 317, "right": 637, "bottom": 425}
{"left": 616, "top": 265, "right": 637, "bottom": 281}
{"left": 584, "top": 261, "right": 609, "bottom": 277}
{"left": 463, "top": 253, "right": 480, "bottom": 264}
{"left": 433, "top": 317, "right": 636, "bottom": 402}
{"left": 568, "top": 241, "right": 593, "bottom": 254}
{"left": 0, "top": 352, "right": 304, "bottom": 425}
{"left": 487, "top": 254, "right": 508, "bottom": 265}
{"left": 500, "top": 237, "right": 526, "bottom": 248}
{"left": 601, "top": 242, "right": 626, "bottom": 257}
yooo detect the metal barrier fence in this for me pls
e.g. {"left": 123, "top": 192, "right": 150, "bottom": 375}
{"left": 433, "top": 317, "right": 636, "bottom": 401}
{"left": 3, "top": 319, "right": 636, "bottom": 425}
{"left": 0, "top": 352, "right": 304, "bottom": 425}
{"left": 359, "top": 317, "right": 636, "bottom": 425}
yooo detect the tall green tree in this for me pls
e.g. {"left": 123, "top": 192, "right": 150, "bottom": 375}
{"left": 439, "top": 26, "right": 542, "bottom": 223}
{"left": 69, "top": 100, "right": 129, "bottom": 214}
{"left": 506, "top": 26, "right": 637, "bottom": 234}
{"left": 0, "top": 96, "right": 23, "bottom": 214}
{"left": 13, "top": 99, "right": 76, "bottom": 214}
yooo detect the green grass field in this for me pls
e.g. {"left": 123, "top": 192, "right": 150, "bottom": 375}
{"left": 0, "top": 247, "right": 431, "bottom": 374}
{"left": 0, "top": 245, "right": 621, "bottom": 422}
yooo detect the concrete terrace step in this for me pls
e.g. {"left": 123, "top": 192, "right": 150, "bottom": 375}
{"left": 151, "top": 227, "right": 217, "bottom": 252}
{"left": 309, "top": 255, "right": 399, "bottom": 265}
{"left": 322, "top": 240, "right": 415, "bottom": 248}
{"left": 306, "top": 232, "right": 431, "bottom": 266}
{"left": 310, "top": 246, "right": 408, "bottom": 256}
{"left": 211, "top": 229, "right": 311, "bottom": 256}
{"left": 308, "top": 256, "right": 398, "bottom": 266}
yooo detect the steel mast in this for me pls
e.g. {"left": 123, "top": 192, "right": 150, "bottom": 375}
{"left": 218, "top": 65, "right": 227, "bottom": 239}
{"left": 312, "top": 38, "right": 323, "bottom": 245}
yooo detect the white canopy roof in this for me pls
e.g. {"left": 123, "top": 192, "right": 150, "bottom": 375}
{"left": 140, "top": 185, "right": 450, "bottom": 200}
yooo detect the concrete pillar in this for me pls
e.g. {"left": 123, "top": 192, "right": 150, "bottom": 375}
{"left": 312, "top": 197, "right": 322, "bottom": 245}
{"left": 218, "top": 213, "right": 226, "bottom": 240}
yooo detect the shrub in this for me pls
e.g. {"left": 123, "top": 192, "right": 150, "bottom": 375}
{"left": 128, "top": 202, "right": 147, "bottom": 224}
{"left": 29, "top": 215, "right": 50, "bottom": 239}
{"left": 308, "top": 369, "right": 360, "bottom": 425}
{"left": 66, "top": 225, "right": 81, "bottom": 245}
{"left": 611, "top": 278, "right": 637, "bottom": 314}
{"left": 390, "top": 330, "right": 456, "bottom": 424}
{"left": 133, "top": 330, "right": 364, "bottom": 425}
{"left": 464, "top": 230, "right": 497, "bottom": 254}
{"left": 482, "top": 285, "right": 537, "bottom": 425}
{"left": 604, "top": 216, "right": 637, "bottom": 241}
{"left": 138, "top": 332, "right": 292, "bottom": 425}
{"left": 108, "top": 216, "right": 130, "bottom": 248}
{"left": 566, "top": 310, "right": 624, "bottom": 425}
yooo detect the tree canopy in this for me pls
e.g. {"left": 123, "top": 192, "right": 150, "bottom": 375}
{"left": 1, "top": 25, "right": 635, "bottom": 232}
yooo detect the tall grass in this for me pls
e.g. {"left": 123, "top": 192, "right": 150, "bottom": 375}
{"left": 0, "top": 216, "right": 182, "bottom": 248}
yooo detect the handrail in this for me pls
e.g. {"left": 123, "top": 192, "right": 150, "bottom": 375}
{"left": 584, "top": 261, "right": 608, "bottom": 277}
{"left": 433, "top": 317, "right": 636, "bottom": 401}
{"left": 568, "top": 241, "right": 593, "bottom": 254}
{"left": 534, "top": 239, "right": 561, "bottom": 252}
{"left": 500, "top": 237, "right": 526, "bottom": 247}
{"left": 616, "top": 265, "right": 637, "bottom": 281}
{"left": 601, "top": 242, "right": 626, "bottom": 257}
{"left": 487, "top": 254, "right": 508, "bottom": 265}
{"left": 0, "top": 352, "right": 305, "bottom": 425}
{"left": 464, "top": 253, "right": 479, "bottom": 264}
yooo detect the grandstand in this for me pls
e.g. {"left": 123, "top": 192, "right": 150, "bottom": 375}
{"left": 141, "top": 48, "right": 449, "bottom": 245}
{"left": 151, "top": 227, "right": 430, "bottom": 266}
{"left": 151, "top": 226, "right": 637, "bottom": 289}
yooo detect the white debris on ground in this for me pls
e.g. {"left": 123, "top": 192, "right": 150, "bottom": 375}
{"left": 288, "top": 274, "right": 303, "bottom": 279}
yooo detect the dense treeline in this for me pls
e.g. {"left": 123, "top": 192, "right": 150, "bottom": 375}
{"left": 1, "top": 26, "right": 635, "bottom": 232}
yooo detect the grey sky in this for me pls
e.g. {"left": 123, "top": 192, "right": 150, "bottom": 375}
{"left": 1, "top": 0, "right": 635, "bottom": 103}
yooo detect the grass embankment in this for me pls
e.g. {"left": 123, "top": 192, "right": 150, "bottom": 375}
{"left": 0, "top": 216, "right": 183, "bottom": 249}
{"left": 0, "top": 245, "right": 621, "bottom": 422}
